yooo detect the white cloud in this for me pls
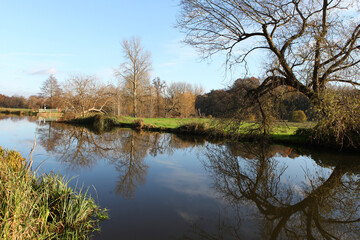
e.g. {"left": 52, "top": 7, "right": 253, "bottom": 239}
{"left": 27, "top": 67, "right": 57, "bottom": 76}
{"left": 177, "top": 210, "right": 200, "bottom": 223}
{"left": 153, "top": 158, "right": 219, "bottom": 200}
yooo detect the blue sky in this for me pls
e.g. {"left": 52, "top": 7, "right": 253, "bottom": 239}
{"left": 0, "top": 0, "right": 258, "bottom": 97}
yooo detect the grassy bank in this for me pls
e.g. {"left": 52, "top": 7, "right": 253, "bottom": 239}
{"left": 0, "top": 107, "right": 37, "bottom": 116}
{"left": 115, "top": 116, "right": 211, "bottom": 129}
{"left": 64, "top": 115, "right": 315, "bottom": 145}
{"left": 0, "top": 147, "right": 108, "bottom": 239}
{"left": 0, "top": 107, "right": 64, "bottom": 119}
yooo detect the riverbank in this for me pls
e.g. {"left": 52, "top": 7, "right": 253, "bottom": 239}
{"left": 0, "top": 147, "right": 108, "bottom": 239}
{"left": 0, "top": 107, "right": 37, "bottom": 116}
{"left": 63, "top": 115, "right": 320, "bottom": 148}
{"left": 0, "top": 108, "right": 64, "bottom": 119}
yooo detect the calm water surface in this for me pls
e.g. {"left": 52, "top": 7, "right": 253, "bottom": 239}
{"left": 0, "top": 115, "right": 359, "bottom": 239}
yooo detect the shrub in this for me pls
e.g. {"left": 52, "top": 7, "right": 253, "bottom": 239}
{"left": 133, "top": 119, "right": 145, "bottom": 130}
{"left": 291, "top": 110, "right": 307, "bottom": 122}
{"left": 178, "top": 122, "right": 208, "bottom": 134}
{"left": 61, "top": 112, "right": 77, "bottom": 121}
{"left": 0, "top": 147, "right": 26, "bottom": 172}
{"left": 312, "top": 90, "right": 360, "bottom": 149}
{"left": 92, "top": 114, "right": 104, "bottom": 130}
{"left": 145, "top": 123, "right": 155, "bottom": 130}
{"left": 247, "top": 114, "right": 256, "bottom": 121}
{"left": 103, "top": 116, "right": 118, "bottom": 128}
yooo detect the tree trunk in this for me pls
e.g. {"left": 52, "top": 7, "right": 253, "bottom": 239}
{"left": 133, "top": 82, "right": 137, "bottom": 118}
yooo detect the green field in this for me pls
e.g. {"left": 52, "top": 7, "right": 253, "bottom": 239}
{"left": 272, "top": 121, "right": 316, "bottom": 135}
{"left": 119, "top": 117, "right": 210, "bottom": 129}
{"left": 0, "top": 110, "right": 315, "bottom": 144}
{"left": 114, "top": 116, "right": 314, "bottom": 137}
{"left": 1, "top": 109, "right": 314, "bottom": 139}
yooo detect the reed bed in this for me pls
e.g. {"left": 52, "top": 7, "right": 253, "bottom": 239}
{"left": 0, "top": 147, "right": 108, "bottom": 239}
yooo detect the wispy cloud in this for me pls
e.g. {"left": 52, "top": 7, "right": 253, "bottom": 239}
{"left": 177, "top": 210, "right": 200, "bottom": 223}
{"left": 153, "top": 158, "right": 219, "bottom": 200}
{"left": 27, "top": 67, "right": 57, "bottom": 76}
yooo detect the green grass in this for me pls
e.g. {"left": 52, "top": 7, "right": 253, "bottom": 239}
{"left": 271, "top": 121, "right": 316, "bottom": 135}
{"left": 118, "top": 116, "right": 210, "bottom": 129}
{"left": 0, "top": 147, "right": 108, "bottom": 239}
{"left": 79, "top": 115, "right": 314, "bottom": 135}
{"left": 66, "top": 114, "right": 316, "bottom": 145}
{"left": 116, "top": 117, "right": 314, "bottom": 138}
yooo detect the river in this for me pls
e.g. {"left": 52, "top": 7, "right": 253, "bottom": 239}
{"left": 0, "top": 115, "right": 359, "bottom": 239}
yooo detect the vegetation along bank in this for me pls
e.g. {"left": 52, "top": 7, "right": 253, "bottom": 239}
{"left": 63, "top": 114, "right": 352, "bottom": 150}
{"left": 0, "top": 147, "right": 108, "bottom": 239}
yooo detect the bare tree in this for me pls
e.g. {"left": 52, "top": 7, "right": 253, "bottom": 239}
{"left": 62, "top": 75, "right": 113, "bottom": 117}
{"left": 152, "top": 77, "right": 166, "bottom": 117}
{"left": 116, "top": 37, "right": 152, "bottom": 117}
{"left": 40, "top": 74, "right": 62, "bottom": 108}
{"left": 177, "top": 0, "right": 360, "bottom": 102}
{"left": 166, "top": 82, "right": 198, "bottom": 117}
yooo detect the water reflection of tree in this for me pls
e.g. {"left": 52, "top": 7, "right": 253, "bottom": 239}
{"left": 38, "top": 122, "right": 65, "bottom": 152}
{"left": 38, "top": 123, "right": 112, "bottom": 169}
{"left": 37, "top": 124, "right": 204, "bottom": 198}
{"left": 110, "top": 131, "right": 206, "bottom": 198}
{"left": 109, "top": 130, "right": 149, "bottom": 198}
{"left": 188, "top": 142, "right": 360, "bottom": 240}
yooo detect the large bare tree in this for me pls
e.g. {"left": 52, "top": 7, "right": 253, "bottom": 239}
{"left": 116, "top": 37, "right": 152, "bottom": 117}
{"left": 177, "top": 0, "right": 360, "bottom": 102}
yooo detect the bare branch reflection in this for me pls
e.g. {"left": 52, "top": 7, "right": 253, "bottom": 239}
{"left": 38, "top": 123, "right": 111, "bottom": 169}
{"left": 37, "top": 123, "right": 204, "bottom": 199}
{"left": 184, "top": 143, "right": 360, "bottom": 239}
{"left": 186, "top": 142, "right": 360, "bottom": 239}
{"left": 110, "top": 130, "right": 149, "bottom": 198}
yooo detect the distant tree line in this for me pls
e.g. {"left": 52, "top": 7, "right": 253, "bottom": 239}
{"left": 2, "top": 73, "right": 358, "bottom": 126}
{"left": 58, "top": 74, "right": 204, "bottom": 118}
{"left": 0, "top": 76, "right": 204, "bottom": 118}
{"left": 0, "top": 94, "right": 45, "bottom": 109}
{"left": 1, "top": 37, "right": 205, "bottom": 118}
